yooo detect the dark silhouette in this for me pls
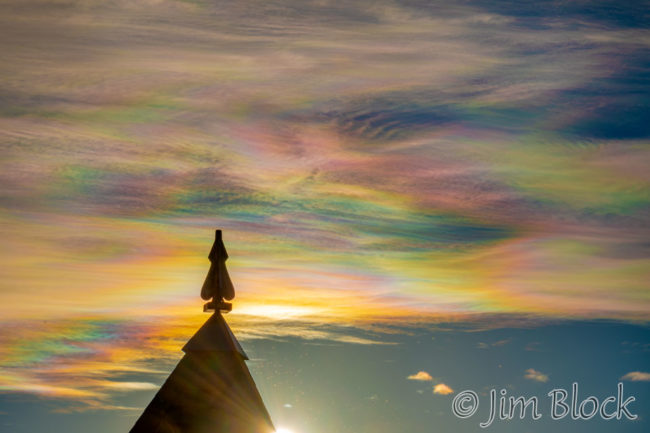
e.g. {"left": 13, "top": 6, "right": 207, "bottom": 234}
{"left": 201, "top": 230, "right": 235, "bottom": 313}
{"left": 130, "top": 230, "right": 275, "bottom": 433}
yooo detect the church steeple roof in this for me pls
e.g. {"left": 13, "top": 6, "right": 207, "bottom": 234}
{"left": 182, "top": 311, "right": 248, "bottom": 359}
{"left": 130, "top": 230, "right": 275, "bottom": 433}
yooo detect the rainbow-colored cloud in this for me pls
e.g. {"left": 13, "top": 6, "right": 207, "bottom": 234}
{"left": 0, "top": 0, "right": 648, "bottom": 409}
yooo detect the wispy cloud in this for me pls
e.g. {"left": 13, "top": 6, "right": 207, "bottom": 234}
{"left": 477, "top": 339, "right": 511, "bottom": 349}
{"left": 0, "top": 0, "right": 648, "bottom": 329}
{"left": 524, "top": 368, "right": 549, "bottom": 383}
{"left": 0, "top": 0, "right": 648, "bottom": 413}
{"left": 98, "top": 381, "right": 159, "bottom": 391}
{"left": 0, "top": 311, "right": 405, "bottom": 410}
{"left": 525, "top": 342, "right": 542, "bottom": 352}
{"left": 621, "top": 371, "right": 650, "bottom": 382}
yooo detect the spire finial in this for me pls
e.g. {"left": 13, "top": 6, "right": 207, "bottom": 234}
{"left": 201, "top": 229, "right": 235, "bottom": 313}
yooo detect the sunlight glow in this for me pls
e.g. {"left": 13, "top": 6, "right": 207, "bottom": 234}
{"left": 235, "top": 304, "right": 324, "bottom": 320}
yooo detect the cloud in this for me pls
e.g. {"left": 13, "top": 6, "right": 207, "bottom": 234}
{"left": 0, "top": 0, "right": 649, "bottom": 419}
{"left": 621, "top": 371, "right": 650, "bottom": 382}
{"left": 98, "top": 381, "right": 159, "bottom": 391}
{"left": 477, "top": 339, "right": 511, "bottom": 349}
{"left": 524, "top": 368, "right": 549, "bottom": 383}
{"left": 1, "top": 0, "right": 649, "bottom": 330}
{"left": 407, "top": 371, "right": 433, "bottom": 381}
{"left": 433, "top": 383, "right": 454, "bottom": 395}
{"left": 525, "top": 342, "right": 542, "bottom": 352}
{"left": 0, "top": 0, "right": 648, "bottom": 425}
{"left": 0, "top": 312, "right": 414, "bottom": 411}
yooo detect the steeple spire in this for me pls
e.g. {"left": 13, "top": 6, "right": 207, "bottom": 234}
{"left": 201, "top": 229, "right": 235, "bottom": 313}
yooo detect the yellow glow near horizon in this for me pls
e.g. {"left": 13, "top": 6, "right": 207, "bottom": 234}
{"left": 235, "top": 304, "right": 326, "bottom": 320}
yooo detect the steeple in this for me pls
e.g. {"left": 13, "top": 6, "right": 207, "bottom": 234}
{"left": 130, "top": 230, "right": 275, "bottom": 433}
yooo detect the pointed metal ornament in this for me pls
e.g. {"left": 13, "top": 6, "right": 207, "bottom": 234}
{"left": 201, "top": 230, "right": 235, "bottom": 313}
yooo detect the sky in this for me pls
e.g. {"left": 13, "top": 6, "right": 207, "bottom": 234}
{"left": 0, "top": 1, "right": 649, "bottom": 432}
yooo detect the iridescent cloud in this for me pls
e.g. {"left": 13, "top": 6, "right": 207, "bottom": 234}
{"left": 0, "top": 0, "right": 648, "bottom": 408}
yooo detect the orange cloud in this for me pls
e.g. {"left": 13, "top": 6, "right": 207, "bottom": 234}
{"left": 407, "top": 371, "right": 433, "bottom": 381}
{"left": 433, "top": 383, "right": 453, "bottom": 395}
{"left": 621, "top": 371, "right": 650, "bottom": 382}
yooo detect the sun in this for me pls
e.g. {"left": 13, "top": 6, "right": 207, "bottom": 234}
{"left": 275, "top": 428, "right": 294, "bottom": 433}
